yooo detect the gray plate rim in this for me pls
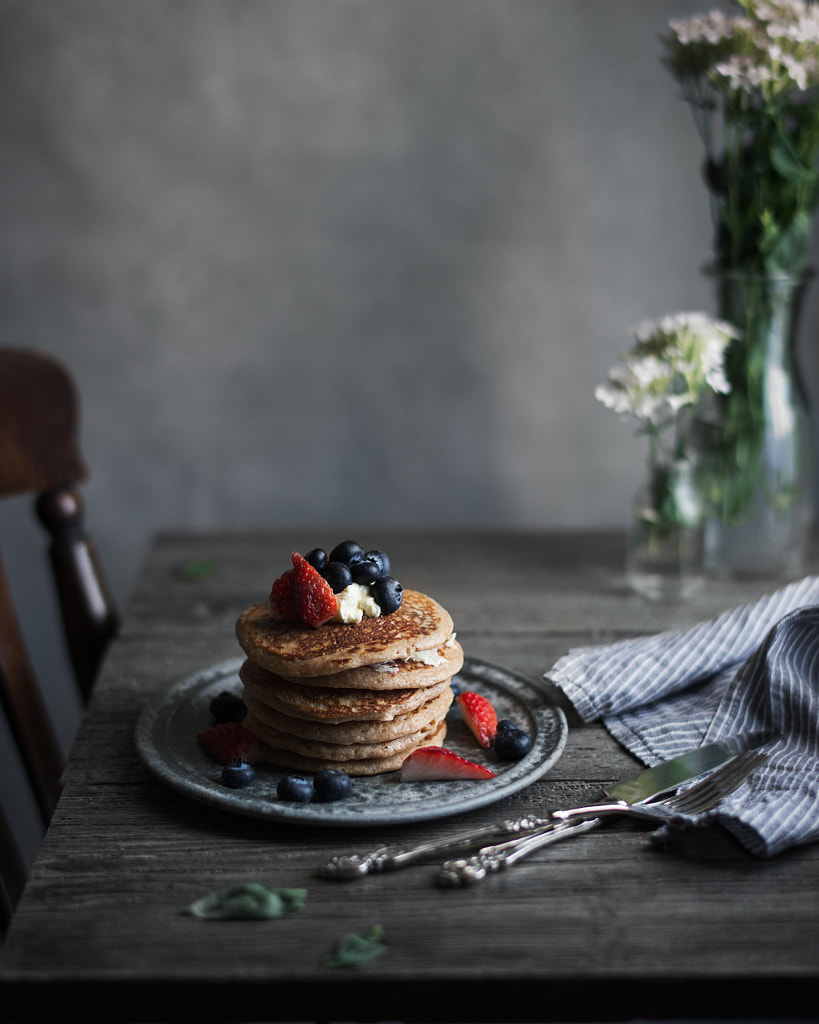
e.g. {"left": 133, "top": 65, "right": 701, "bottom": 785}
{"left": 135, "top": 655, "right": 568, "bottom": 827}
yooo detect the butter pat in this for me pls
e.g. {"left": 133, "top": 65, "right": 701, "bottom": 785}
{"left": 406, "top": 633, "right": 457, "bottom": 667}
{"left": 332, "top": 583, "right": 381, "bottom": 624}
{"left": 407, "top": 648, "right": 445, "bottom": 667}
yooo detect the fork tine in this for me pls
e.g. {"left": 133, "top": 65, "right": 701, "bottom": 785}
{"left": 665, "top": 750, "right": 764, "bottom": 812}
{"left": 663, "top": 750, "right": 767, "bottom": 815}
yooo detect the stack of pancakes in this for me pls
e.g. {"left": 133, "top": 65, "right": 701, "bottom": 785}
{"left": 235, "top": 590, "right": 463, "bottom": 775}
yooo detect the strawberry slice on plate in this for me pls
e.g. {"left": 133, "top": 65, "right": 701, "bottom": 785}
{"left": 400, "top": 746, "right": 496, "bottom": 781}
{"left": 457, "top": 691, "right": 497, "bottom": 749}
{"left": 197, "top": 722, "right": 257, "bottom": 765}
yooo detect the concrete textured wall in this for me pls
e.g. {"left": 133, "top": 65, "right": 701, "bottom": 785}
{"left": 1, "top": 1, "right": 817, "bottom": 861}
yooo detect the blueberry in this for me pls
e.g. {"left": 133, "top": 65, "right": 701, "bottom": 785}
{"left": 209, "top": 690, "right": 246, "bottom": 724}
{"left": 372, "top": 576, "right": 403, "bottom": 615}
{"left": 222, "top": 758, "right": 255, "bottom": 788}
{"left": 450, "top": 679, "right": 462, "bottom": 698}
{"left": 364, "top": 549, "right": 390, "bottom": 577}
{"left": 321, "top": 560, "right": 353, "bottom": 593}
{"left": 305, "top": 547, "right": 328, "bottom": 570}
{"left": 329, "top": 540, "right": 364, "bottom": 566}
{"left": 313, "top": 768, "right": 352, "bottom": 802}
{"left": 493, "top": 727, "right": 532, "bottom": 761}
{"left": 351, "top": 559, "right": 382, "bottom": 585}
{"left": 496, "top": 718, "right": 518, "bottom": 735}
{"left": 277, "top": 775, "right": 314, "bottom": 803}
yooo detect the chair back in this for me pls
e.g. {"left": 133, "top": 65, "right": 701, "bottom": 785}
{"left": 0, "top": 348, "right": 118, "bottom": 935}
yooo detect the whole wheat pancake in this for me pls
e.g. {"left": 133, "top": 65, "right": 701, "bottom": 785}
{"left": 281, "top": 638, "right": 464, "bottom": 690}
{"left": 251, "top": 721, "right": 448, "bottom": 776}
{"left": 242, "top": 686, "right": 453, "bottom": 744}
{"left": 235, "top": 590, "right": 454, "bottom": 677}
{"left": 239, "top": 658, "right": 451, "bottom": 723}
{"left": 244, "top": 710, "right": 443, "bottom": 761}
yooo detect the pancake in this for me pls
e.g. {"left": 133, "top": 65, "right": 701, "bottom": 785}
{"left": 242, "top": 685, "right": 454, "bottom": 744}
{"left": 285, "top": 638, "right": 463, "bottom": 690}
{"left": 251, "top": 720, "right": 448, "bottom": 776}
{"left": 244, "top": 710, "right": 443, "bottom": 762}
{"left": 239, "top": 657, "right": 451, "bottom": 723}
{"left": 235, "top": 589, "right": 454, "bottom": 677}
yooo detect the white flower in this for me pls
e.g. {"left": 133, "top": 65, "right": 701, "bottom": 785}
{"left": 596, "top": 312, "right": 736, "bottom": 447}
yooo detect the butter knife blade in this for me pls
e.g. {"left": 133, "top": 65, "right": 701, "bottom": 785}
{"left": 603, "top": 740, "right": 736, "bottom": 804}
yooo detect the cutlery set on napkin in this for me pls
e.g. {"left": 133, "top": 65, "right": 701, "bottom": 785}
{"left": 321, "top": 573, "right": 819, "bottom": 882}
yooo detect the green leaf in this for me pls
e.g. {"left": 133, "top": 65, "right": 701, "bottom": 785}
{"left": 187, "top": 884, "right": 307, "bottom": 921}
{"left": 771, "top": 144, "right": 815, "bottom": 186}
{"left": 762, "top": 210, "right": 812, "bottom": 274}
{"left": 178, "top": 558, "right": 218, "bottom": 581}
{"left": 322, "top": 925, "right": 387, "bottom": 969}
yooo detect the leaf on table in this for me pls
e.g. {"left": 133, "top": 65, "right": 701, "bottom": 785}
{"left": 322, "top": 924, "right": 387, "bottom": 968}
{"left": 178, "top": 558, "right": 219, "bottom": 581}
{"left": 186, "top": 884, "right": 307, "bottom": 920}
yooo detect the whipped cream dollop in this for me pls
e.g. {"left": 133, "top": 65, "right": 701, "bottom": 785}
{"left": 331, "top": 583, "right": 382, "bottom": 624}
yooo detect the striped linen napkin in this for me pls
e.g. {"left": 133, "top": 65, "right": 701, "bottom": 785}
{"left": 546, "top": 575, "right": 819, "bottom": 857}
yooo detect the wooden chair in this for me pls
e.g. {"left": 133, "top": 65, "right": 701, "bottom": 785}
{"left": 0, "top": 348, "right": 118, "bottom": 935}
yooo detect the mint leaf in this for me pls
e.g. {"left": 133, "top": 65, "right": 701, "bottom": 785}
{"left": 187, "top": 884, "right": 307, "bottom": 920}
{"left": 178, "top": 558, "right": 218, "bottom": 581}
{"left": 322, "top": 925, "right": 387, "bottom": 968}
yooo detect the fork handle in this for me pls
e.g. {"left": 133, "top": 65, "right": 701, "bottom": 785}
{"left": 437, "top": 818, "right": 601, "bottom": 887}
{"left": 316, "top": 814, "right": 552, "bottom": 879}
{"left": 551, "top": 799, "right": 632, "bottom": 821}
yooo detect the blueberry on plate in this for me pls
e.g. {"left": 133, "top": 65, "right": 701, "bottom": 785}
{"left": 277, "top": 774, "right": 314, "bottom": 802}
{"left": 222, "top": 758, "right": 256, "bottom": 788}
{"left": 372, "top": 576, "right": 403, "bottom": 615}
{"left": 493, "top": 726, "right": 532, "bottom": 761}
{"left": 321, "top": 560, "right": 354, "bottom": 593}
{"left": 328, "top": 540, "right": 364, "bottom": 566}
{"left": 210, "top": 690, "right": 246, "bottom": 724}
{"left": 313, "top": 769, "right": 352, "bottom": 802}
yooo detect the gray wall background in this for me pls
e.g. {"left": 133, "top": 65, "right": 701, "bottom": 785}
{"left": 1, "top": 1, "right": 818, "bottom": 860}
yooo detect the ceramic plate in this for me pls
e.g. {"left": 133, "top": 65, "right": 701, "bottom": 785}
{"left": 135, "top": 656, "right": 568, "bottom": 827}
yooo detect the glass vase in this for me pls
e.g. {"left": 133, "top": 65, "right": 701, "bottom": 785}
{"left": 700, "top": 269, "right": 814, "bottom": 580}
{"left": 626, "top": 457, "right": 704, "bottom": 602}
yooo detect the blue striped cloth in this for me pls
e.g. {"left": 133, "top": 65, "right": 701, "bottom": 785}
{"left": 546, "top": 575, "right": 819, "bottom": 857}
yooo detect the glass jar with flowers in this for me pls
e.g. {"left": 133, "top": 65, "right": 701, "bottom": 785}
{"left": 661, "top": 0, "right": 819, "bottom": 578}
{"left": 596, "top": 313, "right": 737, "bottom": 601}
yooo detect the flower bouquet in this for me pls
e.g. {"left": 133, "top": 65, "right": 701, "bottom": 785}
{"left": 597, "top": 313, "right": 737, "bottom": 599}
{"left": 661, "top": 0, "right": 819, "bottom": 576}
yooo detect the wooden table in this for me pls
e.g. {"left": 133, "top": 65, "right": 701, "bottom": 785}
{"left": 2, "top": 529, "right": 818, "bottom": 1023}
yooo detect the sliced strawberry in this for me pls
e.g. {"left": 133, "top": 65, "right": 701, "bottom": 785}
{"left": 197, "top": 722, "right": 256, "bottom": 765}
{"left": 457, "top": 691, "right": 497, "bottom": 749}
{"left": 290, "top": 552, "right": 337, "bottom": 628}
{"left": 400, "top": 746, "right": 496, "bottom": 781}
{"left": 268, "top": 566, "right": 298, "bottom": 621}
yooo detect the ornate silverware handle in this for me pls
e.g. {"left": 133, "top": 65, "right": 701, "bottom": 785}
{"left": 316, "top": 815, "right": 552, "bottom": 880}
{"left": 551, "top": 799, "right": 631, "bottom": 820}
{"left": 437, "top": 817, "right": 601, "bottom": 887}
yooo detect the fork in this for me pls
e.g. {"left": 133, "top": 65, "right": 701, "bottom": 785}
{"left": 317, "top": 748, "right": 766, "bottom": 880}
{"left": 436, "top": 749, "right": 768, "bottom": 887}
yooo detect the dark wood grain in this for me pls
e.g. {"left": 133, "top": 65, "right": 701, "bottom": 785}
{"left": 1, "top": 529, "right": 817, "bottom": 1023}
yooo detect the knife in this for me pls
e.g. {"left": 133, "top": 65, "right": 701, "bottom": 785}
{"left": 317, "top": 740, "right": 737, "bottom": 880}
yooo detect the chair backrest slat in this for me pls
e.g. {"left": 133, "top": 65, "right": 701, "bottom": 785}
{"left": 0, "top": 348, "right": 118, "bottom": 938}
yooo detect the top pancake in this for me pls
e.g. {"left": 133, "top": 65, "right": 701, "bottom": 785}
{"left": 235, "top": 589, "right": 454, "bottom": 677}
